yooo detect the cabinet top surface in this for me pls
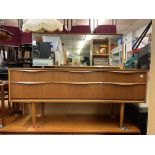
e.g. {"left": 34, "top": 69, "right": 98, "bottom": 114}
{"left": 8, "top": 66, "right": 148, "bottom": 72}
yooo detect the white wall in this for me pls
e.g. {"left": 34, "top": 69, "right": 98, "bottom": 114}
{"left": 147, "top": 20, "right": 155, "bottom": 134}
{"left": 123, "top": 32, "right": 133, "bottom": 52}
{"left": 123, "top": 23, "right": 152, "bottom": 52}
{"left": 133, "top": 25, "right": 152, "bottom": 48}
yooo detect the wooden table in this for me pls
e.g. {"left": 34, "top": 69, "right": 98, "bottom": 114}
{"left": 8, "top": 68, "right": 147, "bottom": 129}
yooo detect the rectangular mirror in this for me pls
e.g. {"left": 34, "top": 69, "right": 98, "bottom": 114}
{"left": 32, "top": 33, "right": 122, "bottom": 67}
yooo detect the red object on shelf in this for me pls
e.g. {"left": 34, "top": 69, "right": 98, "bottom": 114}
{"left": 110, "top": 43, "right": 116, "bottom": 51}
{"left": 93, "top": 25, "right": 117, "bottom": 34}
{"left": 70, "top": 25, "right": 91, "bottom": 34}
{"left": 131, "top": 48, "right": 142, "bottom": 54}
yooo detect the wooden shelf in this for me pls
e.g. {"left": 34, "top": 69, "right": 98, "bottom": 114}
{"left": 93, "top": 39, "right": 109, "bottom": 44}
{"left": 91, "top": 38, "right": 110, "bottom": 66}
{"left": 0, "top": 115, "right": 140, "bottom": 134}
{"left": 93, "top": 54, "right": 109, "bottom": 57}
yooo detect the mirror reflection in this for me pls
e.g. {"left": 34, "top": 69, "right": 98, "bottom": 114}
{"left": 32, "top": 34, "right": 122, "bottom": 67}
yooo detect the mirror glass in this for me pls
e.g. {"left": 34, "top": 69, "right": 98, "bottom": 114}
{"left": 32, "top": 33, "right": 122, "bottom": 66}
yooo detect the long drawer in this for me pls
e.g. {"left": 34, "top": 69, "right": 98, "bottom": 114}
{"left": 9, "top": 69, "right": 146, "bottom": 83}
{"left": 10, "top": 82, "right": 146, "bottom": 100}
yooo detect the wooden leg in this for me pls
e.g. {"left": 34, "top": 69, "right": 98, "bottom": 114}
{"left": 9, "top": 102, "right": 13, "bottom": 114}
{"left": 111, "top": 104, "right": 115, "bottom": 118}
{"left": 12, "top": 102, "right": 18, "bottom": 114}
{"left": 8, "top": 102, "right": 11, "bottom": 109}
{"left": 16, "top": 103, "right": 20, "bottom": 114}
{"left": 12, "top": 102, "right": 15, "bottom": 113}
{"left": 31, "top": 103, "right": 36, "bottom": 126}
{"left": 41, "top": 102, "right": 44, "bottom": 118}
{"left": 120, "top": 103, "right": 125, "bottom": 128}
{"left": 22, "top": 103, "right": 25, "bottom": 115}
{"left": 1, "top": 85, "right": 4, "bottom": 127}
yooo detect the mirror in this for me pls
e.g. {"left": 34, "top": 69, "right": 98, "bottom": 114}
{"left": 32, "top": 33, "right": 122, "bottom": 66}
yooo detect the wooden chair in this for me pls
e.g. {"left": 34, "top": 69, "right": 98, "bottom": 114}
{"left": 0, "top": 81, "right": 12, "bottom": 128}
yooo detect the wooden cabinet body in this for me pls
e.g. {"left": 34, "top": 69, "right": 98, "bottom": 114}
{"left": 9, "top": 68, "right": 147, "bottom": 102}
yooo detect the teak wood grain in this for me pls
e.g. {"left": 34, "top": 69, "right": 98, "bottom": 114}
{"left": 8, "top": 68, "right": 147, "bottom": 127}
{"left": 10, "top": 69, "right": 146, "bottom": 83}
{"left": 10, "top": 83, "right": 146, "bottom": 100}
{"left": 0, "top": 115, "right": 140, "bottom": 134}
{"left": 9, "top": 68, "right": 147, "bottom": 101}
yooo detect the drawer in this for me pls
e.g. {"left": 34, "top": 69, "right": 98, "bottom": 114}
{"left": 10, "top": 82, "right": 146, "bottom": 100}
{"left": 9, "top": 69, "right": 146, "bottom": 83}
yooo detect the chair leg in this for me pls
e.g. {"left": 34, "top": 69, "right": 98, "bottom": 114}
{"left": 12, "top": 102, "right": 19, "bottom": 114}
{"left": 1, "top": 85, "right": 4, "bottom": 127}
{"left": 8, "top": 101, "right": 11, "bottom": 109}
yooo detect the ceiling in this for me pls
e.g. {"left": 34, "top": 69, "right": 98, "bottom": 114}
{"left": 0, "top": 19, "right": 151, "bottom": 35}
{"left": 116, "top": 19, "right": 151, "bottom": 34}
{"left": 1, "top": 19, "right": 151, "bottom": 58}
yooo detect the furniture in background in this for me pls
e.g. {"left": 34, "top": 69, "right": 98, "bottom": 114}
{"left": 90, "top": 38, "right": 110, "bottom": 66}
{"left": 0, "top": 25, "right": 21, "bottom": 47}
{"left": 125, "top": 104, "right": 148, "bottom": 134}
{"left": 0, "top": 81, "right": 11, "bottom": 128}
{"left": 0, "top": 26, "right": 32, "bottom": 68}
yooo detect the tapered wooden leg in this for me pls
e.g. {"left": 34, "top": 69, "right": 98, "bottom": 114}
{"left": 31, "top": 103, "right": 36, "bottom": 126}
{"left": 9, "top": 102, "right": 13, "bottom": 114}
{"left": 120, "top": 103, "right": 125, "bottom": 128}
{"left": 41, "top": 102, "right": 44, "bottom": 118}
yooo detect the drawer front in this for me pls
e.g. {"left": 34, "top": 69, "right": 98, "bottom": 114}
{"left": 10, "top": 70, "right": 146, "bottom": 83}
{"left": 10, "top": 82, "right": 146, "bottom": 100}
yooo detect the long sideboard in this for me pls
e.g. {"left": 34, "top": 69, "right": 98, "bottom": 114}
{"left": 8, "top": 67, "right": 147, "bottom": 128}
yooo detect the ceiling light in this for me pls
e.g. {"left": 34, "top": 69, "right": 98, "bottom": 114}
{"left": 77, "top": 50, "right": 81, "bottom": 55}
{"left": 85, "top": 35, "right": 92, "bottom": 41}
{"left": 78, "top": 41, "right": 85, "bottom": 48}
{"left": 66, "top": 51, "right": 69, "bottom": 56}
